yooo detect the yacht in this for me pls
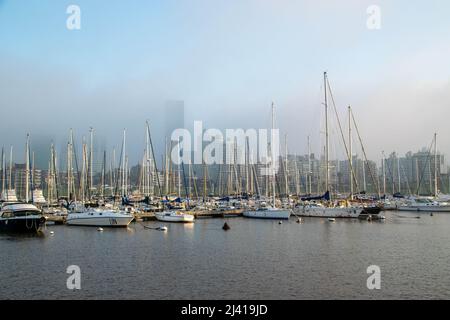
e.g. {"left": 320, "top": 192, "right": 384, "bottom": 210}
{"left": 294, "top": 202, "right": 363, "bottom": 218}
{"left": 243, "top": 204, "right": 291, "bottom": 220}
{"left": 155, "top": 210, "right": 195, "bottom": 223}
{"left": 66, "top": 208, "right": 134, "bottom": 227}
{"left": 0, "top": 202, "right": 46, "bottom": 233}
{"left": 397, "top": 197, "right": 450, "bottom": 212}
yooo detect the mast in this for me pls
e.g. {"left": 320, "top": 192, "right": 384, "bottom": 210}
{"left": 348, "top": 106, "right": 353, "bottom": 198}
{"left": 9, "top": 146, "right": 13, "bottom": 193}
{"left": 397, "top": 155, "right": 401, "bottom": 194}
{"left": 284, "top": 134, "right": 288, "bottom": 197}
{"left": 102, "top": 150, "right": 106, "bottom": 200}
{"left": 307, "top": 135, "right": 312, "bottom": 194}
{"left": 324, "top": 72, "right": 330, "bottom": 196}
{"left": 122, "top": 129, "right": 126, "bottom": 196}
{"left": 434, "top": 132, "right": 438, "bottom": 197}
{"left": 89, "top": 127, "right": 94, "bottom": 198}
{"left": 25, "top": 134, "right": 30, "bottom": 203}
{"left": 67, "top": 129, "right": 73, "bottom": 201}
{"left": 178, "top": 137, "right": 181, "bottom": 198}
{"left": 363, "top": 158, "right": 367, "bottom": 192}
{"left": 382, "top": 152, "right": 386, "bottom": 195}
{"left": 271, "top": 101, "right": 276, "bottom": 208}
{"left": 1, "top": 147, "right": 4, "bottom": 197}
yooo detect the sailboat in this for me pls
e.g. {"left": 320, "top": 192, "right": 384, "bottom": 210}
{"left": 66, "top": 129, "right": 134, "bottom": 227}
{"left": 155, "top": 131, "right": 195, "bottom": 223}
{"left": 1, "top": 146, "right": 18, "bottom": 202}
{"left": 294, "top": 72, "right": 363, "bottom": 218}
{"left": 0, "top": 137, "right": 46, "bottom": 233}
{"left": 243, "top": 102, "right": 291, "bottom": 220}
{"left": 397, "top": 133, "right": 450, "bottom": 212}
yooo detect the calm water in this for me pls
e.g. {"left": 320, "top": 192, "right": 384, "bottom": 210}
{"left": 1, "top": 211, "right": 450, "bottom": 300}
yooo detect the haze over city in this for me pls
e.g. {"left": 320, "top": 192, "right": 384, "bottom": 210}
{"left": 1, "top": 0, "right": 449, "bottom": 168}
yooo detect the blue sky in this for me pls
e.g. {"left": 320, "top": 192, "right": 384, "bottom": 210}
{"left": 1, "top": 0, "right": 450, "bottom": 167}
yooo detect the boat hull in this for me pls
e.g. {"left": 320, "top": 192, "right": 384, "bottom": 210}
{"left": 243, "top": 209, "right": 291, "bottom": 219}
{"left": 0, "top": 216, "right": 45, "bottom": 233}
{"left": 294, "top": 206, "right": 362, "bottom": 218}
{"left": 397, "top": 206, "right": 450, "bottom": 212}
{"left": 155, "top": 212, "right": 195, "bottom": 223}
{"left": 66, "top": 212, "right": 133, "bottom": 227}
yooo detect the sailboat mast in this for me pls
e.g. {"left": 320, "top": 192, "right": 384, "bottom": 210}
{"left": 1, "top": 147, "right": 5, "bottom": 197}
{"left": 434, "top": 132, "right": 438, "bottom": 197}
{"left": 284, "top": 134, "right": 288, "bottom": 197}
{"left": 382, "top": 151, "right": 386, "bottom": 195}
{"left": 324, "top": 72, "right": 330, "bottom": 197}
{"left": 397, "top": 155, "right": 401, "bottom": 194}
{"left": 25, "top": 134, "right": 30, "bottom": 203}
{"left": 9, "top": 146, "right": 13, "bottom": 192}
{"left": 271, "top": 102, "right": 276, "bottom": 208}
{"left": 89, "top": 127, "right": 94, "bottom": 197}
{"left": 307, "top": 135, "right": 311, "bottom": 194}
{"left": 122, "top": 129, "right": 126, "bottom": 196}
{"left": 348, "top": 106, "right": 353, "bottom": 198}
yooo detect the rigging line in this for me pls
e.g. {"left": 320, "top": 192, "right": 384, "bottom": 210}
{"left": 415, "top": 136, "right": 435, "bottom": 196}
{"left": 325, "top": 78, "right": 360, "bottom": 194}
{"left": 112, "top": 134, "right": 125, "bottom": 205}
{"left": 146, "top": 121, "right": 163, "bottom": 199}
{"left": 399, "top": 160, "right": 412, "bottom": 195}
{"left": 350, "top": 109, "right": 381, "bottom": 198}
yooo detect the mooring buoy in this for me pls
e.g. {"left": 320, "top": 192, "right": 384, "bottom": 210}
{"left": 222, "top": 222, "right": 230, "bottom": 231}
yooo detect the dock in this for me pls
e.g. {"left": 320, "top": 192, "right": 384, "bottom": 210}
{"left": 190, "top": 209, "right": 243, "bottom": 218}
{"left": 133, "top": 212, "right": 157, "bottom": 221}
{"left": 44, "top": 215, "right": 66, "bottom": 225}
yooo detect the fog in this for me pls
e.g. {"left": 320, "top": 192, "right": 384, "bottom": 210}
{"left": 1, "top": 0, "right": 449, "bottom": 169}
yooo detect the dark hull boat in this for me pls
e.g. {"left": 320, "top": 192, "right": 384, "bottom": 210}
{"left": 358, "top": 205, "right": 385, "bottom": 220}
{"left": 0, "top": 203, "right": 46, "bottom": 233}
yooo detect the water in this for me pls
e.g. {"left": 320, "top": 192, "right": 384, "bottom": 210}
{"left": 1, "top": 211, "right": 450, "bottom": 300}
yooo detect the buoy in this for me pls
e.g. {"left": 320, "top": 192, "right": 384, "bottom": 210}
{"left": 49, "top": 231, "right": 54, "bottom": 235}
{"left": 97, "top": 227, "right": 104, "bottom": 232}
{"left": 430, "top": 213, "right": 434, "bottom": 216}
{"left": 278, "top": 221, "right": 283, "bottom": 224}
{"left": 327, "top": 218, "right": 336, "bottom": 222}
{"left": 222, "top": 222, "right": 230, "bottom": 231}
{"left": 296, "top": 218, "right": 302, "bottom": 223}
{"left": 158, "top": 226, "right": 168, "bottom": 231}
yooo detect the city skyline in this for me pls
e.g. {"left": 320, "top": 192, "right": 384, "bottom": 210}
{"left": 1, "top": 1, "right": 450, "bottom": 164}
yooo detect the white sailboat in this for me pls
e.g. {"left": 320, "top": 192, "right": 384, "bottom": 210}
{"left": 294, "top": 73, "right": 363, "bottom": 218}
{"left": 155, "top": 210, "right": 194, "bottom": 223}
{"left": 66, "top": 129, "right": 134, "bottom": 227}
{"left": 66, "top": 209, "right": 134, "bottom": 227}
{"left": 397, "top": 134, "right": 450, "bottom": 212}
{"left": 243, "top": 102, "right": 291, "bottom": 220}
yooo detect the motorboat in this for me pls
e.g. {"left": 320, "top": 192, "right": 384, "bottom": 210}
{"left": 155, "top": 210, "right": 195, "bottom": 223}
{"left": 66, "top": 208, "right": 134, "bottom": 227}
{"left": 0, "top": 202, "right": 46, "bottom": 233}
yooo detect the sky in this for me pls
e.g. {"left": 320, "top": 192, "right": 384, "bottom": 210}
{"left": 1, "top": 0, "right": 450, "bottom": 169}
